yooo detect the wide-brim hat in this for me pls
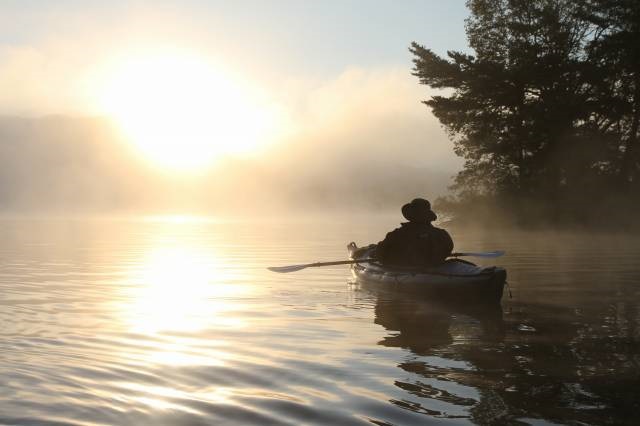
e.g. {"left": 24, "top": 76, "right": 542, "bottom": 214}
{"left": 402, "top": 198, "right": 437, "bottom": 223}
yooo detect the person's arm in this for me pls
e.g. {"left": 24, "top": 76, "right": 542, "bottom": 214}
{"left": 376, "top": 228, "right": 400, "bottom": 263}
{"left": 441, "top": 229, "right": 454, "bottom": 257}
{"left": 428, "top": 227, "right": 454, "bottom": 263}
{"left": 375, "top": 238, "right": 386, "bottom": 259}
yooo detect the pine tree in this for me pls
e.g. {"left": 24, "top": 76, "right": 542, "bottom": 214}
{"left": 411, "top": 0, "right": 639, "bottom": 223}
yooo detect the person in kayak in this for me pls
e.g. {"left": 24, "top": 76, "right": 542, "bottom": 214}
{"left": 376, "top": 198, "right": 453, "bottom": 267}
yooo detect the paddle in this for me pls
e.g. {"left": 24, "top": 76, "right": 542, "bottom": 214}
{"left": 268, "top": 250, "right": 505, "bottom": 273}
{"left": 451, "top": 250, "right": 505, "bottom": 258}
{"left": 268, "top": 258, "right": 377, "bottom": 273}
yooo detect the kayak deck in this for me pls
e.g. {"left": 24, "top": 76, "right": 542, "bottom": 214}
{"left": 348, "top": 242, "right": 506, "bottom": 304}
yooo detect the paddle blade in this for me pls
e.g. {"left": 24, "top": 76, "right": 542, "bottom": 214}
{"left": 267, "top": 264, "right": 309, "bottom": 273}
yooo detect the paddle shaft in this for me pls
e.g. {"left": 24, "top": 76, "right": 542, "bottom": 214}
{"left": 301, "top": 258, "right": 376, "bottom": 268}
{"left": 268, "top": 250, "right": 504, "bottom": 273}
{"left": 451, "top": 250, "right": 505, "bottom": 258}
{"left": 267, "top": 258, "right": 377, "bottom": 273}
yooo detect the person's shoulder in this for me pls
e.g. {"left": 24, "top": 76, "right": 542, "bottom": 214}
{"left": 386, "top": 225, "right": 405, "bottom": 236}
{"left": 379, "top": 225, "right": 397, "bottom": 239}
{"left": 382, "top": 223, "right": 412, "bottom": 239}
{"left": 431, "top": 226, "right": 447, "bottom": 232}
{"left": 430, "top": 225, "right": 452, "bottom": 237}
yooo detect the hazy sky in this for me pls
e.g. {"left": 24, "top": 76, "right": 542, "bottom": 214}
{"left": 0, "top": 0, "right": 469, "bottom": 114}
{"left": 1, "top": 1, "right": 468, "bottom": 75}
{"left": 0, "top": 1, "right": 471, "bottom": 212}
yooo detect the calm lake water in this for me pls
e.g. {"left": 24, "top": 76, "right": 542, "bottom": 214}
{"left": 0, "top": 215, "right": 639, "bottom": 425}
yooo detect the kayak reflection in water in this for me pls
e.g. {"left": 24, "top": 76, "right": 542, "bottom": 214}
{"left": 376, "top": 198, "right": 453, "bottom": 267}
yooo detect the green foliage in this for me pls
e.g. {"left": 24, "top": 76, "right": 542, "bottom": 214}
{"left": 411, "top": 0, "right": 640, "bottom": 224}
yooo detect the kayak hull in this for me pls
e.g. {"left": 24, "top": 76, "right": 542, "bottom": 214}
{"left": 348, "top": 243, "right": 505, "bottom": 304}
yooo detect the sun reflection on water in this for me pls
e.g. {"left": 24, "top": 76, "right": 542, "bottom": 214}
{"left": 106, "top": 223, "right": 270, "bottom": 411}
{"left": 121, "top": 243, "right": 247, "bottom": 335}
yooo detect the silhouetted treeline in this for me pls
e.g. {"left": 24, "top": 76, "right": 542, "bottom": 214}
{"left": 411, "top": 0, "right": 640, "bottom": 227}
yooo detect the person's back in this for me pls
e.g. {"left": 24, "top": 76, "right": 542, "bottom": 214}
{"left": 376, "top": 198, "right": 453, "bottom": 267}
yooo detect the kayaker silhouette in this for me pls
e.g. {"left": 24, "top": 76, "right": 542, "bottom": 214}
{"left": 376, "top": 198, "right": 453, "bottom": 267}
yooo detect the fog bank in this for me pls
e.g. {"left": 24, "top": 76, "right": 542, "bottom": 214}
{"left": 0, "top": 68, "right": 461, "bottom": 214}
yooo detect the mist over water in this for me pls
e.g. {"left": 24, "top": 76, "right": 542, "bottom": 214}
{"left": 0, "top": 215, "right": 638, "bottom": 425}
{"left": 0, "top": 66, "right": 460, "bottom": 215}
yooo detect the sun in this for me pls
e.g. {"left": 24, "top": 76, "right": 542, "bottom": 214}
{"left": 94, "top": 50, "right": 279, "bottom": 171}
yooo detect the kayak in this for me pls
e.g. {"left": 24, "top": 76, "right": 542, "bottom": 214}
{"left": 348, "top": 242, "right": 506, "bottom": 304}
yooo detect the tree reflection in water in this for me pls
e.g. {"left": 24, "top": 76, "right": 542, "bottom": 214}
{"left": 358, "top": 281, "right": 640, "bottom": 425}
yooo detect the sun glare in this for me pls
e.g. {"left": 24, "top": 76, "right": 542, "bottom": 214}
{"left": 94, "top": 51, "right": 282, "bottom": 171}
{"left": 120, "top": 243, "right": 247, "bottom": 335}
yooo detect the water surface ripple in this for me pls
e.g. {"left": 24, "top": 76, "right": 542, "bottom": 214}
{"left": 0, "top": 217, "right": 638, "bottom": 425}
